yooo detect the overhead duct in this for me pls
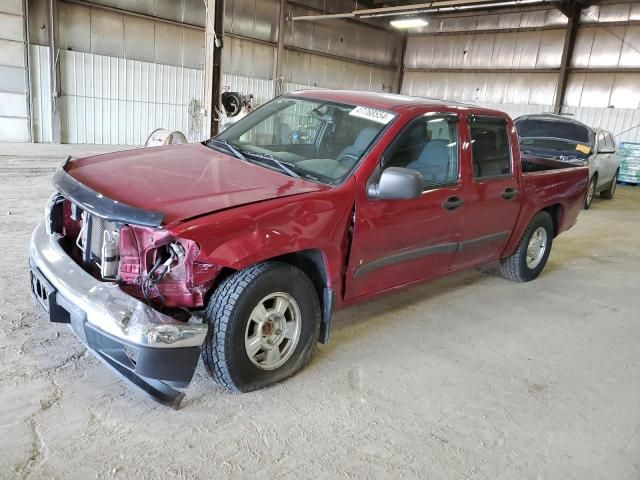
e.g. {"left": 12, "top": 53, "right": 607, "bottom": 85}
{"left": 290, "top": 0, "right": 556, "bottom": 22}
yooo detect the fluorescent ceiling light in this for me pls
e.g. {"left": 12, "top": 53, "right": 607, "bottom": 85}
{"left": 390, "top": 18, "right": 428, "bottom": 29}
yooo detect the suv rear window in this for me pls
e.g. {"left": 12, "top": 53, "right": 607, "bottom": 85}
{"left": 516, "top": 118, "right": 591, "bottom": 144}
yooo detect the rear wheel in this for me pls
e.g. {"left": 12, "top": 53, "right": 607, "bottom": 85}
{"left": 201, "top": 261, "right": 320, "bottom": 393}
{"left": 584, "top": 175, "right": 597, "bottom": 209}
{"left": 500, "top": 211, "right": 554, "bottom": 282}
{"left": 600, "top": 170, "right": 619, "bottom": 199}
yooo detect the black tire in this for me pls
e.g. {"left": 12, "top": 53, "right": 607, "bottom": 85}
{"left": 500, "top": 211, "right": 554, "bottom": 282}
{"left": 201, "top": 261, "right": 320, "bottom": 393}
{"left": 600, "top": 169, "right": 619, "bottom": 199}
{"left": 584, "top": 175, "right": 596, "bottom": 210}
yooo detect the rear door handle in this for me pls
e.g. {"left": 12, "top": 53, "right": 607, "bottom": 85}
{"left": 501, "top": 187, "right": 518, "bottom": 200}
{"left": 442, "top": 196, "right": 464, "bottom": 211}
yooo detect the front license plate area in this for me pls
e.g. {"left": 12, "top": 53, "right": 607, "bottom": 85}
{"left": 29, "top": 266, "right": 70, "bottom": 324}
{"left": 30, "top": 267, "right": 54, "bottom": 313}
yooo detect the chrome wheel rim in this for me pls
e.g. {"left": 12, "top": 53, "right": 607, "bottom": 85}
{"left": 244, "top": 292, "right": 302, "bottom": 370}
{"left": 526, "top": 227, "right": 548, "bottom": 269}
{"left": 611, "top": 174, "right": 617, "bottom": 195}
{"left": 587, "top": 179, "right": 595, "bottom": 205}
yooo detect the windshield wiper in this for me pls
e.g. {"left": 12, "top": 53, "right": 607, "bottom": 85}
{"left": 207, "top": 138, "right": 246, "bottom": 161}
{"left": 241, "top": 151, "right": 301, "bottom": 179}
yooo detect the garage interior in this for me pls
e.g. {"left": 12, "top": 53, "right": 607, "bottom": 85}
{"left": 1, "top": 0, "right": 640, "bottom": 478}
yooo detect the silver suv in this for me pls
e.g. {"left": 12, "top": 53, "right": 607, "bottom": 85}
{"left": 515, "top": 114, "right": 620, "bottom": 209}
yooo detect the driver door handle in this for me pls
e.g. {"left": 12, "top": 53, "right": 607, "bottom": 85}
{"left": 442, "top": 196, "right": 464, "bottom": 211}
{"left": 501, "top": 187, "right": 518, "bottom": 200}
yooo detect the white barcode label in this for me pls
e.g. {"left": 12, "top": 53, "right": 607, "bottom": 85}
{"left": 349, "top": 106, "right": 396, "bottom": 124}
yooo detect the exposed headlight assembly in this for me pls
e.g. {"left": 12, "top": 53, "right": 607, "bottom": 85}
{"left": 44, "top": 193, "right": 65, "bottom": 235}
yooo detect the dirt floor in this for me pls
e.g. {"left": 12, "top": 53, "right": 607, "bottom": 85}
{"left": 1, "top": 144, "right": 639, "bottom": 479}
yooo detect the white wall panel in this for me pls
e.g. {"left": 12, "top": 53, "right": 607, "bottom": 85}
{"left": 58, "top": 2, "right": 204, "bottom": 69}
{"left": 401, "top": 71, "right": 558, "bottom": 106}
{"left": 222, "top": 36, "right": 274, "bottom": 80}
{"left": 60, "top": 50, "right": 204, "bottom": 145}
{"left": 0, "top": 3, "right": 30, "bottom": 142}
{"left": 572, "top": 25, "right": 640, "bottom": 68}
{"left": 282, "top": 82, "right": 325, "bottom": 94}
{"left": 29, "top": 45, "right": 53, "bottom": 143}
{"left": 283, "top": 49, "right": 395, "bottom": 93}
{"left": 474, "top": 102, "right": 552, "bottom": 119}
{"left": 562, "top": 106, "right": 640, "bottom": 143}
{"left": 405, "top": 30, "right": 565, "bottom": 70}
{"left": 221, "top": 73, "right": 274, "bottom": 107}
{"left": 0, "top": 38, "right": 26, "bottom": 67}
{"left": 565, "top": 72, "right": 640, "bottom": 109}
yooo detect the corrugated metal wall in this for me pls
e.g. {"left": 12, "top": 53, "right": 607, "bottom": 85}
{"left": 221, "top": 73, "right": 275, "bottom": 106}
{"left": 27, "top": 0, "right": 402, "bottom": 144}
{"left": 401, "top": 3, "right": 640, "bottom": 143}
{"left": 0, "top": 0, "right": 31, "bottom": 142}
{"left": 29, "top": 45, "right": 52, "bottom": 142}
{"left": 59, "top": 50, "right": 204, "bottom": 144}
{"left": 24, "top": 0, "right": 640, "bottom": 144}
{"left": 283, "top": 3, "right": 399, "bottom": 91}
{"left": 25, "top": 1, "right": 206, "bottom": 145}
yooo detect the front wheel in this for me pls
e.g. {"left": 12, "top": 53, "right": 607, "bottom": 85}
{"left": 500, "top": 211, "right": 554, "bottom": 282}
{"left": 201, "top": 261, "right": 320, "bottom": 393}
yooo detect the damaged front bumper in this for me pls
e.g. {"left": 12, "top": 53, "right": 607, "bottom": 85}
{"left": 28, "top": 222, "right": 208, "bottom": 409}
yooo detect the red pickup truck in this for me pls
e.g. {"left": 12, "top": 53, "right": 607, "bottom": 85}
{"left": 29, "top": 91, "right": 588, "bottom": 408}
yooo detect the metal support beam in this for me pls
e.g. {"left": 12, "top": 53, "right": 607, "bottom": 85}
{"left": 410, "top": 25, "right": 567, "bottom": 37}
{"left": 274, "top": 0, "right": 286, "bottom": 95}
{"left": 287, "top": 0, "right": 395, "bottom": 32}
{"left": 554, "top": 1, "right": 581, "bottom": 114}
{"left": 23, "top": 0, "right": 33, "bottom": 143}
{"left": 284, "top": 46, "right": 397, "bottom": 71}
{"left": 403, "top": 67, "right": 560, "bottom": 73}
{"left": 396, "top": 34, "right": 407, "bottom": 94}
{"left": 203, "top": 0, "right": 224, "bottom": 138}
{"left": 48, "top": 0, "right": 61, "bottom": 143}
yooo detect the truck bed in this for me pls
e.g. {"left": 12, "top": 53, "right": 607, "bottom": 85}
{"left": 521, "top": 154, "right": 585, "bottom": 173}
{"left": 500, "top": 153, "right": 589, "bottom": 259}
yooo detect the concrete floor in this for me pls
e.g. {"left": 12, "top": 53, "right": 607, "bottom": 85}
{"left": 1, "top": 144, "right": 639, "bottom": 479}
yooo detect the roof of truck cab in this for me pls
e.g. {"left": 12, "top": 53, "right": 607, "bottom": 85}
{"left": 287, "top": 89, "right": 483, "bottom": 113}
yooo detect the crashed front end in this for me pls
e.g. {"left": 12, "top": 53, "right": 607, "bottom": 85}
{"left": 28, "top": 159, "right": 218, "bottom": 409}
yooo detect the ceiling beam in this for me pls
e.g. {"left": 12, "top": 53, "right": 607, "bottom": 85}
{"left": 554, "top": 1, "right": 581, "bottom": 113}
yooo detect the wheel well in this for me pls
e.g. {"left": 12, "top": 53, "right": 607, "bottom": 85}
{"left": 542, "top": 204, "right": 562, "bottom": 237}
{"left": 273, "top": 249, "right": 328, "bottom": 302}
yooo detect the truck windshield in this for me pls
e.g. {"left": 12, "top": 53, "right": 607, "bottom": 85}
{"left": 210, "top": 96, "right": 394, "bottom": 185}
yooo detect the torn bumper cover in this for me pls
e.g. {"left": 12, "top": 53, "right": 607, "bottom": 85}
{"left": 28, "top": 222, "right": 208, "bottom": 409}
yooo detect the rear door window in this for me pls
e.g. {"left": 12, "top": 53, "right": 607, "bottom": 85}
{"left": 469, "top": 116, "right": 511, "bottom": 179}
{"left": 605, "top": 132, "right": 616, "bottom": 151}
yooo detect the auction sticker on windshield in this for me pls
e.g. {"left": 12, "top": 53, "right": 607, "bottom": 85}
{"left": 575, "top": 144, "right": 591, "bottom": 154}
{"left": 349, "top": 106, "right": 396, "bottom": 124}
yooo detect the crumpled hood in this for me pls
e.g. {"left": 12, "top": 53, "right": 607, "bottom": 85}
{"left": 65, "top": 143, "right": 328, "bottom": 225}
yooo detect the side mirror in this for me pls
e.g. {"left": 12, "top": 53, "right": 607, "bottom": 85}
{"left": 368, "top": 167, "right": 423, "bottom": 200}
